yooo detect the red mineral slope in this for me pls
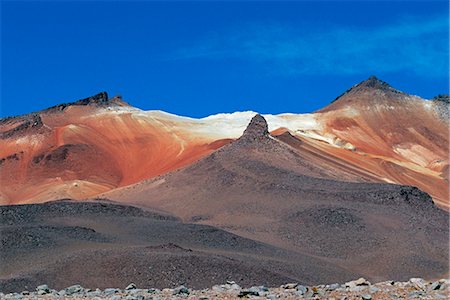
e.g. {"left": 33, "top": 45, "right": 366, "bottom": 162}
{"left": 0, "top": 93, "right": 231, "bottom": 204}
{"left": 312, "top": 76, "right": 449, "bottom": 207}
{"left": 101, "top": 115, "right": 448, "bottom": 282}
{"left": 0, "top": 77, "right": 448, "bottom": 208}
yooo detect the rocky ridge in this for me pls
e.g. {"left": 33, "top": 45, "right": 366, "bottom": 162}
{"left": 42, "top": 92, "right": 128, "bottom": 113}
{"left": 0, "top": 92, "right": 126, "bottom": 126}
{"left": 1, "top": 278, "right": 448, "bottom": 299}
{"left": 432, "top": 94, "right": 450, "bottom": 120}
{"left": 330, "top": 76, "right": 404, "bottom": 103}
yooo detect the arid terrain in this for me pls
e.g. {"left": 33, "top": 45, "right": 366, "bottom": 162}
{"left": 1, "top": 77, "right": 448, "bottom": 207}
{"left": 0, "top": 77, "right": 448, "bottom": 296}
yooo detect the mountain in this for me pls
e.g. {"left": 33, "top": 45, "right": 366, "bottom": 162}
{"left": 102, "top": 114, "right": 448, "bottom": 282}
{"left": 1, "top": 115, "right": 447, "bottom": 292}
{"left": 1, "top": 80, "right": 449, "bottom": 291}
{"left": 0, "top": 93, "right": 232, "bottom": 203}
{"left": 1, "top": 77, "right": 447, "bottom": 208}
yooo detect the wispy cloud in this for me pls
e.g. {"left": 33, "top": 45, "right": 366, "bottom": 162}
{"left": 172, "top": 15, "right": 449, "bottom": 76}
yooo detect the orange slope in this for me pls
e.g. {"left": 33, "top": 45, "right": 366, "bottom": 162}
{"left": 0, "top": 77, "right": 448, "bottom": 208}
{"left": 0, "top": 99, "right": 231, "bottom": 204}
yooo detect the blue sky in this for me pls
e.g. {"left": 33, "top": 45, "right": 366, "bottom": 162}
{"left": 1, "top": 1, "right": 448, "bottom": 118}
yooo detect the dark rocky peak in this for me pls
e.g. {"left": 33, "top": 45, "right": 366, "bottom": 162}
{"left": 241, "top": 114, "right": 269, "bottom": 139}
{"left": 74, "top": 91, "right": 109, "bottom": 105}
{"left": 1, "top": 92, "right": 126, "bottom": 121}
{"left": 358, "top": 76, "right": 395, "bottom": 90}
{"left": 331, "top": 76, "right": 404, "bottom": 103}
{"left": 44, "top": 91, "right": 128, "bottom": 112}
{"left": 351, "top": 76, "right": 404, "bottom": 95}
{"left": 432, "top": 94, "right": 449, "bottom": 104}
{"left": 229, "top": 114, "right": 271, "bottom": 147}
{"left": 0, "top": 92, "right": 129, "bottom": 138}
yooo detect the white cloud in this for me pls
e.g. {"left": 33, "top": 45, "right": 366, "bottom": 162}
{"left": 171, "top": 15, "right": 449, "bottom": 77}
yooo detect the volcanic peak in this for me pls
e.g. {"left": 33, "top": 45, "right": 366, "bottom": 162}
{"left": 241, "top": 114, "right": 269, "bottom": 139}
{"left": 331, "top": 76, "right": 404, "bottom": 103}
{"left": 353, "top": 76, "right": 403, "bottom": 94}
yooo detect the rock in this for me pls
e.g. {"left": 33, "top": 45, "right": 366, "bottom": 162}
{"left": 104, "top": 288, "right": 120, "bottom": 295}
{"left": 36, "top": 284, "right": 50, "bottom": 295}
{"left": 409, "top": 278, "right": 426, "bottom": 290}
{"left": 346, "top": 278, "right": 370, "bottom": 288}
{"left": 429, "top": 281, "right": 442, "bottom": 290}
{"left": 126, "top": 283, "right": 137, "bottom": 290}
{"left": 221, "top": 282, "right": 241, "bottom": 291}
{"left": 87, "top": 289, "right": 102, "bottom": 297}
{"left": 328, "top": 283, "right": 340, "bottom": 291}
{"left": 304, "top": 290, "right": 315, "bottom": 298}
{"left": 249, "top": 286, "right": 268, "bottom": 294}
{"left": 281, "top": 283, "right": 298, "bottom": 289}
{"left": 297, "top": 285, "right": 308, "bottom": 295}
{"left": 242, "top": 114, "right": 269, "bottom": 137}
{"left": 65, "top": 284, "right": 84, "bottom": 295}
{"left": 172, "top": 285, "right": 190, "bottom": 295}
{"left": 238, "top": 290, "right": 259, "bottom": 297}
{"left": 408, "top": 291, "right": 424, "bottom": 298}
{"left": 313, "top": 286, "right": 325, "bottom": 296}
{"left": 6, "top": 278, "right": 446, "bottom": 299}
{"left": 212, "top": 285, "right": 224, "bottom": 293}
{"left": 349, "top": 286, "right": 368, "bottom": 292}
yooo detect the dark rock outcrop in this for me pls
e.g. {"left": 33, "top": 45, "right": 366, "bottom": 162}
{"left": 432, "top": 94, "right": 450, "bottom": 104}
{"left": 239, "top": 114, "right": 269, "bottom": 142}
{"left": 0, "top": 92, "right": 129, "bottom": 139}
{"left": 331, "top": 76, "right": 404, "bottom": 103}
{"left": 432, "top": 94, "right": 449, "bottom": 120}
{"left": 0, "top": 114, "right": 43, "bottom": 139}
{"left": 44, "top": 92, "right": 125, "bottom": 113}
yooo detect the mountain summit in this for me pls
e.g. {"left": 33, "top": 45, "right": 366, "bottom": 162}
{"left": 100, "top": 104, "right": 447, "bottom": 286}
{"left": 353, "top": 75, "right": 403, "bottom": 94}
{"left": 318, "top": 76, "right": 413, "bottom": 113}
{"left": 44, "top": 92, "right": 129, "bottom": 113}
{"left": 240, "top": 114, "right": 269, "bottom": 140}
